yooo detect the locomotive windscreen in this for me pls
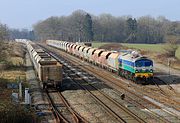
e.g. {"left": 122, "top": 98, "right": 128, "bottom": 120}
{"left": 135, "top": 59, "right": 153, "bottom": 67}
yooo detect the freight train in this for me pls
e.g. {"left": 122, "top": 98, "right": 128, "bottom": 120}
{"left": 46, "top": 40, "right": 153, "bottom": 83}
{"left": 26, "top": 41, "right": 63, "bottom": 89}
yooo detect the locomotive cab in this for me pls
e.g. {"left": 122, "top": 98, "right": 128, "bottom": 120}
{"left": 134, "top": 58, "right": 153, "bottom": 79}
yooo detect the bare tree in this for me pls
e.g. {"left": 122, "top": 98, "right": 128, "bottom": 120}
{"left": 164, "top": 37, "right": 179, "bottom": 58}
{"left": 0, "top": 23, "right": 9, "bottom": 41}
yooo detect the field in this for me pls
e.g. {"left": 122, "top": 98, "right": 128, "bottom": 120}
{"left": 92, "top": 42, "right": 180, "bottom": 59}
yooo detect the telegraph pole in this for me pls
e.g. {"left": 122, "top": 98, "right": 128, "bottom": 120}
{"left": 168, "top": 58, "right": 171, "bottom": 77}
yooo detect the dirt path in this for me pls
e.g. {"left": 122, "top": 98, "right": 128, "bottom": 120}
{"left": 154, "top": 62, "right": 180, "bottom": 76}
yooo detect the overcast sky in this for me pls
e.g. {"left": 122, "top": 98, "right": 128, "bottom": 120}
{"left": 0, "top": 0, "right": 179, "bottom": 29}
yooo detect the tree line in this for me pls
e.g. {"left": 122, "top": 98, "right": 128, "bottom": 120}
{"left": 33, "top": 10, "right": 180, "bottom": 44}
{"left": 0, "top": 9, "right": 180, "bottom": 44}
{"left": 0, "top": 23, "right": 35, "bottom": 41}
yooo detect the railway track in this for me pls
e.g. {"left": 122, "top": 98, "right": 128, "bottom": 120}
{"left": 40, "top": 44, "right": 180, "bottom": 122}
{"left": 63, "top": 62, "right": 146, "bottom": 123}
{"left": 46, "top": 89, "right": 87, "bottom": 123}
{"left": 56, "top": 57, "right": 172, "bottom": 122}
{"left": 153, "top": 77, "right": 175, "bottom": 92}
{"left": 40, "top": 45, "right": 166, "bottom": 122}
{"left": 40, "top": 45, "right": 147, "bottom": 122}
{"left": 77, "top": 61, "right": 180, "bottom": 120}
{"left": 148, "top": 77, "right": 175, "bottom": 99}
{"left": 46, "top": 90, "right": 63, "bottom": 123}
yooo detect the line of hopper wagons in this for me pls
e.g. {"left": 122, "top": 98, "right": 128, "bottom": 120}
{"left": 24, "top": 39, "right": 154, "bottom": 90}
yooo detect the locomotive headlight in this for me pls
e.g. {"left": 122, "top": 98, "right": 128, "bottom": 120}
{"left": 150, "top": 69, "right": 153, "bottom": 72}
{"left": 142, "top": 67, "right": 146, "bottom": 71}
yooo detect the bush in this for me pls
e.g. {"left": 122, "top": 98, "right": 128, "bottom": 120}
{"left": 163, "top": 44, "right": 178, "bottom": 58}
{"left": 0, "top": 102, "right": 37, "bottom": 123}
{"left": 0, "top": 78, "right": 9, "bottom": 88}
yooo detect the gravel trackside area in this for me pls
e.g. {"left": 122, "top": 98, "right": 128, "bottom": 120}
{"left": 61, "top": 74, "right": 118, "bottom": 123}
{"left": 154, "top": 62, "right": 180, "bottom": 97}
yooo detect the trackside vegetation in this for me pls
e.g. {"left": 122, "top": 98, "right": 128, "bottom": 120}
{"left": 0, "top": 42, "right": 39, "bottom": 123}
{"left": 0, "top": 102, "right": 37, "bottom": 123}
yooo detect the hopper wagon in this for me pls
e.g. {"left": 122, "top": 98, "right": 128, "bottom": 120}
{"left": 26, "top": 41, "right": 63, "bottom": 89}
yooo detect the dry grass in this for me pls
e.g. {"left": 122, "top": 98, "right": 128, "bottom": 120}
{"left": 98, "top": 43, "right": 127, "bottom": 51}
{"left": 0, "top": 42, "right": 26, "bottom": 101}
{"left": 155, "top": 54, "right": 180, "bottom": 69}
{"left": 11, "top": 42, "right": 25, "bottom": 57}
{"left": 0, "top": 46, "right": 26, "bottom": 82}
{"left": 10, "top": 57, "right": 24, "bottom": 66}
{"left": 0, "top": 70, "right": 25, "bottom": 82}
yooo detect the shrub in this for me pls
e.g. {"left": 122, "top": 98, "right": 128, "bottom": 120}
{"left": 163, "top": 43, "right": 178, "bottom": 58}
{"left": 0, "top": 102, "right": 37, "bottom": 123}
